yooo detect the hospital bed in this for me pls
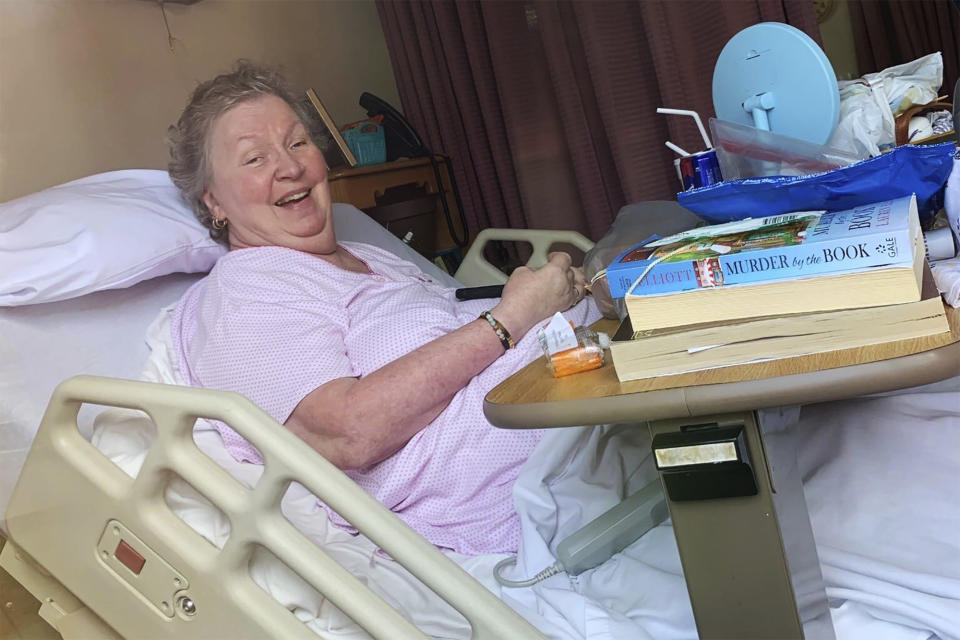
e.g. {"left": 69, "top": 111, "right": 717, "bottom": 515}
{"left": 2, "top": 172, "right": 959, "bottom": 640}
{"left": 0, "top": 170, "right": 601, "bottom": 639}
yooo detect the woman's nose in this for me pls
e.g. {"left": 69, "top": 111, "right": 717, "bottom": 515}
{"left": 276, "top": 150, "right": 304, "bottom": 179}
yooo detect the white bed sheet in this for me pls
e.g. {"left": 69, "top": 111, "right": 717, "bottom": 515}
{"left": 508, "top": 395, "right": 960, "bottom": 640}
{"left": 0, "top": 271, "right": 204, "bottom": 534}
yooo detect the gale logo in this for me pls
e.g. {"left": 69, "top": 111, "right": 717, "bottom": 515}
{"left": 873, "top": 237, "right": 899, "bottom": 259}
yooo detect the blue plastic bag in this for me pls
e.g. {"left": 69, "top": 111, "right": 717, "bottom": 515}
{"left": 678, "top": 143, "right": 955, "bottom": 224}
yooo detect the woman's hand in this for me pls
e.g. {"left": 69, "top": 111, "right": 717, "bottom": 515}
{"left": 491, "top": 252, "right": 587, "bottom": 340}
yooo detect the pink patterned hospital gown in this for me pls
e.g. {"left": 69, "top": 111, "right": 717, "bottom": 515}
{"left": 171, "top": 242, "right": 597, "bottom": 555}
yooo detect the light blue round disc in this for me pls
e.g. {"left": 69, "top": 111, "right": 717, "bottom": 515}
{"left": 713, "top": 22, "right": 840, "bottom": 145}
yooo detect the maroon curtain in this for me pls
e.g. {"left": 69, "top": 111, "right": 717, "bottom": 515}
{"left": 376, "top": 0, "right": 821, "bottom": 241}
{"left": 849, "top": 0, "right": 959, "bottom": 104}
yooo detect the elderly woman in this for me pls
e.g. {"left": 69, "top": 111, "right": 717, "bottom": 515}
{"left": 166, "top": 61, "right": 597, "bottom": 555}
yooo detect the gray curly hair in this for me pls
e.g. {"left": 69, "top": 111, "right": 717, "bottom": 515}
{"left": 166, "top": 60, "right": 316, "bottom": 243}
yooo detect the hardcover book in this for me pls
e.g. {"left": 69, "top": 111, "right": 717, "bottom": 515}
{"left": 609, "top": 262, "right": 947, "bottom": 382}
{"left": 606, "top": 195, "right": 921, "bottom": 299}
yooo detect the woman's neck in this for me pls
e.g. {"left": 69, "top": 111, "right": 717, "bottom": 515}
{"left": 227, "top": 239, "right": 371, "bottom": 274}
{"left": 319, "top": 244, "right": 372, "bottom": 274}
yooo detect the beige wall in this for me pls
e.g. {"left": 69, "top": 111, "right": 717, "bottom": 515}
{"left": 0, "top": 0, "right": 401, "bottom": 201}
{"left": 819, "top": 0, "right": 860, "bottom": 81}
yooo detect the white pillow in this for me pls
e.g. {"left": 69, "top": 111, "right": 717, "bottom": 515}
{"left": 0, "top": 170, "right": 226, "bottom": 306}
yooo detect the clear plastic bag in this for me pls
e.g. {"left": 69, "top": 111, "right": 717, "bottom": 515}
{"left": 583, "top": 201, "right": 703, "bottom": 319}
{"left": 711, "top": 118, "right": 860, "bottom": 179}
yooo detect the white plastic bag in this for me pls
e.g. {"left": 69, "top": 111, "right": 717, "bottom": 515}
{"left": 827, "top": 52, "right": 944, "bottom": 158}
{"left": 864, "top": 52, "right": 943, "bottom": 116}
{"left": 828, "top": 80, "right": 896, "bottom": 158}
{"left": 931, "top": 149, "right": 960, "bottom": 308}
{"left": 945, "top": 148, "right": 960, "bottom": 250}
{"left": 931, "top": 257, "right": 960, "bottom": 308}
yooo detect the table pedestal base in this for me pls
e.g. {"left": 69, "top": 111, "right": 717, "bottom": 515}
{"left": 649, "top": 411, "right": 834, "bottom": 640}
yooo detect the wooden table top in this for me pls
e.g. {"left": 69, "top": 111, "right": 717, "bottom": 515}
{"left": 484, "top": 302, "right": 960, "bottom": 428}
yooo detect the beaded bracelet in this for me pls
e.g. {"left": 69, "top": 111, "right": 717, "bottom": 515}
{"left": 479, "top": 311, "right": 515, "bottom": 351}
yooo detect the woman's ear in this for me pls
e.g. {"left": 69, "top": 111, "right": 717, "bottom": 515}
{"left": 202, "top": 190, "right": 223, "bottom": 221}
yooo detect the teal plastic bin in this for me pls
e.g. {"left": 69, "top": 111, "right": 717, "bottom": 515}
{"left": 342, "top": 123, "right": 387, "bottom": 166}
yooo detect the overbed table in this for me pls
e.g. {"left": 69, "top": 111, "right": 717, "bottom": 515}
{"left": 484, "top": 303, "right": 960, "bottom": 639}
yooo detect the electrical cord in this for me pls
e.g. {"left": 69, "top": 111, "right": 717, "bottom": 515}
{"left": 492, "top": 483, "right": 668, "bottom": 589}
{"left": 493, "top": 556, "right": 564, "bottom": 588}
{"left": 425, "top": 150, "right": 469, "bottom": 248}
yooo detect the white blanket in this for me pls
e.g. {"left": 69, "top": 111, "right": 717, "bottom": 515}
{"left": 91, "top": 307, "right": 960, "bottom": 639}
{"left": 508, "top": 393, "right": 960, "bottom": 640}
{"left": 797, "top": 377, "right": 960, "bottom": 640}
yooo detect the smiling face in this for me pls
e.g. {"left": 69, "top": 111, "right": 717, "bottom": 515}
{"left": 202, "top": 94, "right": 335, "bottom": 253}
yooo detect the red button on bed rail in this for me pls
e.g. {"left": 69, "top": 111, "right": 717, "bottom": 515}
{"left": 115, "top": 539, "right": 146, "bottom": 575}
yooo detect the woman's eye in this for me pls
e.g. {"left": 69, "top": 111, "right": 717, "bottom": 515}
{"left": 291, "top": 140, "right": 307, "bottom": 149}
{"left": 243, "top": 156, "right": 262, "bottom": 166}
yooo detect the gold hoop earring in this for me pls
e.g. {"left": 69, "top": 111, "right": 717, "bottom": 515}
{"left": 212, "top": 217, "right": 227, "bottom": 230}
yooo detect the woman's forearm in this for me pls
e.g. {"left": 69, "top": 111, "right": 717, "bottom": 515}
{"left": 286, "top": 316, "right": 509, "bottom": 469}
{"left": 287, "top": 253, "right": 585, "bottom": 470}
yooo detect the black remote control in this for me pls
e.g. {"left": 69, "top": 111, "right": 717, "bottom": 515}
{"left": 454, "top": 285, "right": 505, "bottom": 300}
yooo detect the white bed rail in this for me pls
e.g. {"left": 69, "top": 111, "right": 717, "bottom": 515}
{"left": 6, "top": 375, "right": 546, "bottom": 640}
{"left": 454, "top": 228, "right": 594, "bottom": 287}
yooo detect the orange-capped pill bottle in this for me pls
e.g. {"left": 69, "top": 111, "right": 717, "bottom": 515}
{"left": 543, "top": 326, "right": 611, "bottom": 378}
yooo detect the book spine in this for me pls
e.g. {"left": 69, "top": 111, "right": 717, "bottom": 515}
{"left": 619, "top": 226, "right": 914, "bottom": 298}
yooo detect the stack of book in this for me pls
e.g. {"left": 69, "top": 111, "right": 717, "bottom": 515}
{"left": 605, "top": 195, "right": 951, "bottom": 382}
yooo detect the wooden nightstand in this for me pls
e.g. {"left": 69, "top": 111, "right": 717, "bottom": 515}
{"left": 327, "top": 156, "right": 466, "bottom": 262}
